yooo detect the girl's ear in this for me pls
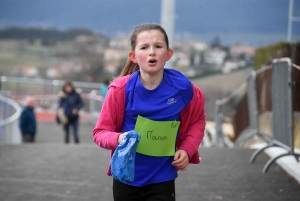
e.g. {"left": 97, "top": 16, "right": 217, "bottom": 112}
{"left": 128, "top": 51, "right": 137, "bottom": 63}
{"left": 167, "top": 48, "right": 174, "bottom": 61}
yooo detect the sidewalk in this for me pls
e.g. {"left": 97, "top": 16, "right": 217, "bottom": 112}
{"left": 0, "top": 121, "right": 300, "bottom": 201}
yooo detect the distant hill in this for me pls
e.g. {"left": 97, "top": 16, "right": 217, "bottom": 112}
{"left": 0, "top": 27, "right": 94, "bottom": 40}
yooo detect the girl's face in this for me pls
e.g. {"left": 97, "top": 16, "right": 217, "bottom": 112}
{"left": 129, "top": 30, "right": 173, "bottom": 76}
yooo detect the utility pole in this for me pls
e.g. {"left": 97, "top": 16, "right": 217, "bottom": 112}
{"left": 287, "top": 0, "right": 300, "bottom": 42}
{"left": 161, "top": 0, "right": 175, "bottom": 68}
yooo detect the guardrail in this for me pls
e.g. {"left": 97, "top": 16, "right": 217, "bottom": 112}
{"left": 0, "top": 76, "right": 104, "bottom": 113}
{"left": 0, "top": 77, "right": 106, "bottom": 143}
{"left": 215, "top": 57, "right": 300, "bottom": 158}
{"left": 235, "top": 67, "right": 273, "bottom": 147}
{"left": 10, "top": 92, "right": 103, "bottom": 123}
{"left": 87, "top": 90, "right": 103, "bottom": 124}
{"left": 214, "top": 80, "right": 247, "bottom": 147}
{"left": 249, "top": 58, "right": 300, "bottom": 173}
{"left": 0, "top": 94, "right": 22, "bottom": 144}
{"left": 0, "top": 76, "right": 102, "bottom": 96}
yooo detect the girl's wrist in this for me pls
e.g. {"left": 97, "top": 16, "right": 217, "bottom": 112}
{"left": 118, "top": 133, "right": 124, "bottom": 144}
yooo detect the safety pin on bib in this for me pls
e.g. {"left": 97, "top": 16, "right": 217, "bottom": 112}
{"left": 171, "top": 120, "right": 178, "bottom": 128}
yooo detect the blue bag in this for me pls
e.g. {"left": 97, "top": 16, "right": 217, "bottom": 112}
{"left": 111, "top": 131, "right": 140, "bottom": 183}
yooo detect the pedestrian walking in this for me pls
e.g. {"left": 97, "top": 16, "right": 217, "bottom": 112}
{"left": 19, "top": 96, "right": 37, "bottom": 142}
{"left": 93, "top": 23, "right": 206, "bottom": 201}
{"left": 58, "top": 82, "right": 83, "bottom": 144}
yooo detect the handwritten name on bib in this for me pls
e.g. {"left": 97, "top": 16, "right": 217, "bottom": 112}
{"left": 134, "top": 115, "right": 180, "bottom": 157}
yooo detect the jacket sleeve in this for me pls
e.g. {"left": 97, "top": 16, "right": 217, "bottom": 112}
{"left": 75, "top": 93, "right": 83, "bottom": 110}
{"left": 178, "top": 85, "right": 206, "bottom": 159}
{"left": 92, "top": 86, "right": 121, "bottom": 150}
{"left": 19, "top": 110, "right": 27, "bottom": 135}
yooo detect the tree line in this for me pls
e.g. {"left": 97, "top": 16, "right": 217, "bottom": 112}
{"left": 0, "top": 27, "right": 95, "bottom": 40}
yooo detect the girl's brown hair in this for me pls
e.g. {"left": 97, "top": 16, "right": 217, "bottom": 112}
{"left": 119, "top": 23, "right": 169, "bottom": 77}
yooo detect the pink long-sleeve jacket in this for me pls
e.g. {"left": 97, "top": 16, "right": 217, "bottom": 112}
{"left": 92, "top": 74, "right": 206, "bottom": 175}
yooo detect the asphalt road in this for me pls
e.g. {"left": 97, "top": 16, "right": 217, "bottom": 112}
{"left": 0, "top": 121, "right": 299, "bottom": 201}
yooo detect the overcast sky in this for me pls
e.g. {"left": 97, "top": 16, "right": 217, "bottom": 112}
{"left": 0, "top": 0, "right": 299, "bottom": 46}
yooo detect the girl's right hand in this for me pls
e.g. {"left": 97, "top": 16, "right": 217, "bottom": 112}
{"left": 118, "top": 132, "right": 128, "bottom": 144}
{"left": 118, "top": 134, "right": 124, "bottom": 144}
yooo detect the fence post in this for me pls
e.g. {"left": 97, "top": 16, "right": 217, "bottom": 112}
{"left": 89, "top": 90, "right": 97, "bottom": 123}
{"left": 0, "top": 76, "right": 7, "bottom": 92}
{"left": 249, "top": 58, "right": 300, "bottom": 173}
{"left": 215, "top": 100, "right": 224, "bottom": 147}
{"left": 52, "top": 80, "right": 60, "bottom": 95}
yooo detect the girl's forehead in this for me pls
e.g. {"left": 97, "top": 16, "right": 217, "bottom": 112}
{"left": 136, "top": 30, "right": 165, "bottom": 43}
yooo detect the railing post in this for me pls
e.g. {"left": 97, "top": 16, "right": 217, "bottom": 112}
{"left": 89, "top": 90, "right": 97, "bottom": 124}
{"left": 215, "top": 100, "right": 224, "bottom": 147}
{"left": 0, "top": 76, "right": 7, "bottom": 93}
{"left": 52, "top": 80, "right": 59, "bottom": 95}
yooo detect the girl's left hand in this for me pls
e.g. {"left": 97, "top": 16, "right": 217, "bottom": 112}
{"left": 171, "top": 150, "right": 189, "bottom": 171}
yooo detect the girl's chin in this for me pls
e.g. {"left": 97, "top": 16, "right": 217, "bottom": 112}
{"left": 140, "top": 67, "right": 164, "bottom": 75}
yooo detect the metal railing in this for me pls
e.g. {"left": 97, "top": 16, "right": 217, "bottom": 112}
{"left": 0, "top": 76, "right": 102, "bottom": 97}
{"left": 0, "top": 76, "right": 106, "bottom": 144}
{"left": 0, "top": 76, "right": 105, "bottom": 116}
{"left": 87, "top": 90, "right": 103, "bottom": 124}
{"left": 215, "top": 58, "right": 300, "bottom": 157}
{"left": 234, "top": 67, "right": 273, "bottom": 147}
{"left": 0, "top": 94, "right": 22, "bottom": 144}
{"left": 11, "top": 91, "right": 104, "bottom": 124}
{"left": 214, "top": 80, "right": 247, "bottom": 147}
{"left": 249, "top": 58, "right": 300, "bottom": 173}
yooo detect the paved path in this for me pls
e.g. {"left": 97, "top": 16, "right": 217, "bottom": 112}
{"left": 34, "top": 121, "right": 94, "bottom": 144}
{"left": 0, "top": 121, "right": 300, "bottom": 201}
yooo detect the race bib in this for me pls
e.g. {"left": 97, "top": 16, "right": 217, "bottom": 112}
{"left": 134, "top": 115, "right": 180, "bottom": 157}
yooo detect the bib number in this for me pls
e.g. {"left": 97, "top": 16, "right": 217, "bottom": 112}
{"left": 134, "top": 115, "right": 180, "bottom": 157}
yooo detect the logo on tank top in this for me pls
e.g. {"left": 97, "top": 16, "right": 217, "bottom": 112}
{"left": 167, "top": 97, "right": 177, "bottom": 105}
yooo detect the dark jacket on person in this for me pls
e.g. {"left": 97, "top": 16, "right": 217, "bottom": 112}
{"left": 19, "top": 106, "right": 36, "bottom": 135}
{"left": 59, "top": 91, "right": 83, "bottom": 123}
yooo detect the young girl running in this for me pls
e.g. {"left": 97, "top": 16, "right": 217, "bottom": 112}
{"left": 93, "top": 23, "right": 206, "bottom": 201}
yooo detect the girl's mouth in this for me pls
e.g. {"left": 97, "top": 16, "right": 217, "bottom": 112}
{"left": 148, "top": 59, "right": 157, "bottom": 64}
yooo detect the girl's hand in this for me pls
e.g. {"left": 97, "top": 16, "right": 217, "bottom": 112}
{"left": 171, "top": 150, "right": 189, "bottom": 171}
{"left": 118, "top": 134, "right": 124, "bottom": 144}
{"left": 117, "top": 132, "right": 128, "bottom": 144}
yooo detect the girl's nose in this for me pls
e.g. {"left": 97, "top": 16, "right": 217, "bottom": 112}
{"left": 149, "top": 46, "right": 155, "bottom": 55}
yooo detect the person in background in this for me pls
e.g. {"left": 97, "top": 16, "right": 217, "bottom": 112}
{"left": 19, "top": 96, "right": 37, "bottom": 143}
{"left": 100, "top": 79, "right": 110, "bottom": 98}
{"left": 58, "top": 82, "right": 83, "bottom": 144}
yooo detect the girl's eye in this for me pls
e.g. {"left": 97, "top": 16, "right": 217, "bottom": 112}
{"left": 141, "top": 46, "right": 148, "bottom": 50}
{"left": 156, "top": 45, "right": 162, "bottom": 48}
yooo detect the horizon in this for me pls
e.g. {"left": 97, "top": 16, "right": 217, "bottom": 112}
{"left": 0, "top": 26, "right": 295, "bottom": 49}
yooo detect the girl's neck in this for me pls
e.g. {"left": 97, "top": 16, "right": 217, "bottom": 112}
{"left": 140, "top": 70, "right": 164, "bottom": 90}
